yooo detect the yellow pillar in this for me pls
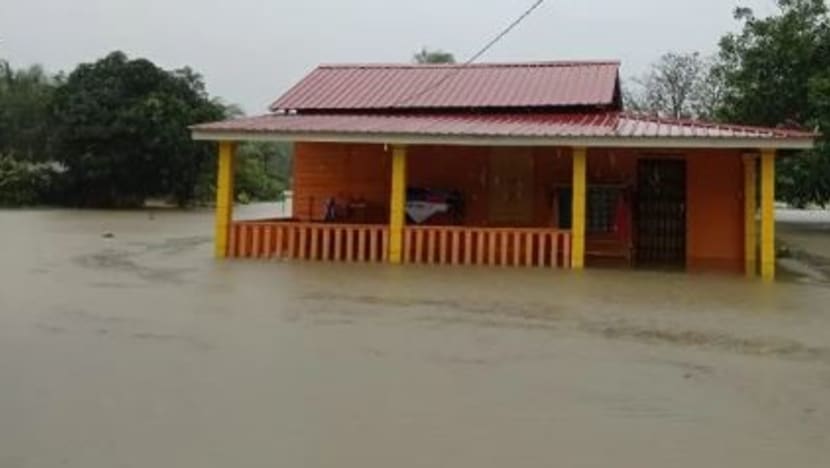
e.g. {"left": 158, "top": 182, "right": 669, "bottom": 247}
{"left": 743, "top": 154, "right": 757, "bottom": 277}
{"left": 571, "top": 147, "right": 587, "bottom": 269}
{"left": 388, "top": 145, "right": 407, "bottom": 264}
{"left": 214, "top": 141, "right": 236, "bottom": 258}
{"left": 760, "top": 148, "right": 776, "bottom": 280}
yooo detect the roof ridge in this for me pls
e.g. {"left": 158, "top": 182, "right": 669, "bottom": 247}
{"left": 317, "top": 60, "right": 621, "bottom": 70}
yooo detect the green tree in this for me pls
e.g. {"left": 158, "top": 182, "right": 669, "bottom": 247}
{"left": 235, "top": 142, "right": 292, "bottom": 203}
{"left": 195, "top": 141, "right": 292, "bottom": 204}
{"left": 0, "top": 61, "right": 57, "bottom": 161}
{"left": 413, "top": 48, "right": 456, "bottom": 64}
{"left": 716, "top": 0, "right": 830, "bottom": 206}
{"left": 48, "top": 51, "right": 228, "bottom": 207}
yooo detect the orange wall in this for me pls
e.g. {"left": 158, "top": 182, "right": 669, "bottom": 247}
{"left": 292, "top": 142, "right": 746, "bottom": 272}
{"left": 293, "top": 142, "right": 390, "bottom": 222}
{"left": 294, "top": 143, "right": 576, "bottom": 226}
{"left": 686, "top": 149, "right": 744, "bottom": 272}
{"left": 407, "top": 145, "right": 491, "bottom": 225}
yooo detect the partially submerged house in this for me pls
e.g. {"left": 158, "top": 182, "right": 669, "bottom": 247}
{"left": 191, "top": 61, "right": 817, "bottom": 280}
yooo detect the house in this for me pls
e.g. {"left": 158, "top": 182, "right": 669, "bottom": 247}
{"left": 191, "top": 61, "right": 817, "bottom": 280}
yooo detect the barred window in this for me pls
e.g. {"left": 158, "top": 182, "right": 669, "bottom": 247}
{"left": 587, "top": 187, "right": 620, "bottom": 233}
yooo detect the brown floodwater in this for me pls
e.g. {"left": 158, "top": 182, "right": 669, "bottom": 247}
{"left": 1, "top": 208, "right": 829, "bottom": 468}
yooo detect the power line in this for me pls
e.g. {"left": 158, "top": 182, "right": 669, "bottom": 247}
{"left": 391, "top": 0, "right": 547, "bottom": 108}
{"left": 465, "top": 0, "right": 547, "bottom": 65}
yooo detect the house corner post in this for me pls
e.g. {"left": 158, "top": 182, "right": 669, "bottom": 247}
{"left": 388, "top": 145, "right": 408, "bottom": 264}
{"left": 760, "top": 148, "right": 776, "bottom": 281}
{"left": 743, "top": 154, "right": 758, "bottom": 277}
{"left": 215, "top": 141, "right": 236, "bottom": 258}
{"left": 571, "top": 146, "right": 587, "bottom": 269}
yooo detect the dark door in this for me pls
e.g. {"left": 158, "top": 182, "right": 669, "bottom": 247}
{"left": 635, "top": 159, "right": 686, "bottom": 268}
{"left": 488, "top": 148, "right": 534, "bottom": 225}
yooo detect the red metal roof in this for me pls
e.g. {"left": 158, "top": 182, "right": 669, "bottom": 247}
{"left": 192, "top": 112, "right": 817, "bottom": 143}
{"left": 271, "top": 61, "right": 621, "bottom": 111}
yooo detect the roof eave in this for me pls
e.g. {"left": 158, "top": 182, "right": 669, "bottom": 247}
{"left": 191, "top": 129, "right": 816, "bottom": 151}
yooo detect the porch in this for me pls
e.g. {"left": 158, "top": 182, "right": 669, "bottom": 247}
{"left": 217, "top": 140, "right": 588, "bottom": 270}
{"left": 195, "top": 116, "right": 814, "bottom": 281}
{"left": 225, "top": 140, "right": 578, "bottom": 268}
{"left": 213, "top": 141, "right": 775, "bottom": 276}
{"left": 191, "top": 60, "right": 817, "bottom": 281}
{"left": 228, "top": 220, "right": 571, "bottom": 268}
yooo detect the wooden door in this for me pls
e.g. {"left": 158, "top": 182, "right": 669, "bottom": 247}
{"left": 488, "top": 148, "right": 534, "bottom": 225}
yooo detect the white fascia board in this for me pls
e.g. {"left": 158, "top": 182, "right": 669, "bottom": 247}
{"left": 191, "top": 130, "right": 816, "bottom": 150}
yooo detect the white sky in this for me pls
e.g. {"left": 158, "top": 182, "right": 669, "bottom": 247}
{"left": 1, "top": 0, "right": 782, "bottom": 113}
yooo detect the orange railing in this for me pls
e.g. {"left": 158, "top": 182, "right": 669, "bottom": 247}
{"left": 229, "top": 222, "right": 389, "bottom": 262}
{"left": 403, "top": 226, "right": 571, "bottom": 268}
{"left": 229, "top": 222, "right": 570, "bottom": 268}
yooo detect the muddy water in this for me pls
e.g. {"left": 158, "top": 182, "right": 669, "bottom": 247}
{"left": 1, "top": 208, "right": 829, "bottom": 468}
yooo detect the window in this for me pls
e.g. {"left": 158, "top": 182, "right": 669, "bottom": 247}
{"left": 553, "top": 186, "right": 622, "bottom": 232}
{"left": 587, "top": 187, "right": 621, "bottom": 233}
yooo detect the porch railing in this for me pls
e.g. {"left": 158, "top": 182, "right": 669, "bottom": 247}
{"left": 229, "top": 221, "right": 389, "bottom": 262}
{"left": 229, "top": 222, "right": 571, "bottom": 268}
{"left": 403, "top": 226, "right": 571, "bottom": 268}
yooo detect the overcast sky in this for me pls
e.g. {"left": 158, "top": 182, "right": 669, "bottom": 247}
{"left": 1, "top": 0, "right": 781, "bottom": 113}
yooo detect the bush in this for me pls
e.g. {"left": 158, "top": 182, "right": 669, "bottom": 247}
{"left": 0, "top": 155, "right": 61, "bottom": 206}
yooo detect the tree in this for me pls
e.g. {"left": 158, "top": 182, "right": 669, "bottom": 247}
{"left": 194, "top": 141, "right": 292, "bottom": 204}
{"left": 716, "top": 0, "right": 830, "bottom": 206}
{"left": 49, "top": 51, "right": 229, "bottom": 207}
{"left": 413, "top": 48, "right": 456, "bottom": 64}
{"left": 235, "top": 142, "right": 292, "bottom": 203}
{"left": 0, "top": 61, "right": 57, "bottom": 161}
{"left": 626, "top": 52, "right": 721, "bottom": 119}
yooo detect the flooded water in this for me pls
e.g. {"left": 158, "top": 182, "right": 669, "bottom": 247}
{"left": 1, "top": 207, "right": 829, "bottom": 468}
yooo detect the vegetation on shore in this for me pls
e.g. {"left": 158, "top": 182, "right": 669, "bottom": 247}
{"left": 0, "top": 52, "right": 289, "bottom": 208}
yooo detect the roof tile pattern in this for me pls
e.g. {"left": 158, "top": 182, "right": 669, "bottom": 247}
{"left": 271, "top": 62, "right": 620, "bottom": 111}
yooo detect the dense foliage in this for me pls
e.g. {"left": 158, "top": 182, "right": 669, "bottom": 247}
{"left": 49, "top": 52, "right": 228, "bottom": 207}
{"left": 0, "top": 155, "right": 61, "bottom": 206}
{"left": 0, "top": 62, "right": 57, "bottom": 161}
{"left": 716, "top": 0, "right": 830, "bottom": 207}
{"left": 0, "top": 52, "right": 289, "bottom": 207}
